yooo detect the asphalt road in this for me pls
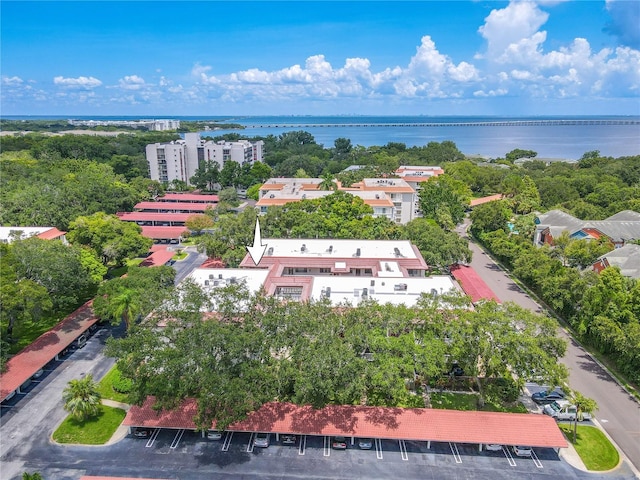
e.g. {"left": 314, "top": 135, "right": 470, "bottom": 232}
{"left": 456, "top": 220, "right": 640, "bottom": 473}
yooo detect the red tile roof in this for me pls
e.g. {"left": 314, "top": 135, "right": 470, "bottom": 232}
{"left": 450, "top": 265, "right": 501, "bottom": 304}
{"left": 0, "top": 300, "right": 98, "bottom": 401}
{"left": 36, "top": 227, "right": 66, "bottom": 240}
{"left": 135, "top": 201, "right": 217, "bottom": 212}
{"left": 117, "top": 212, "right": 192, "bottom": 223}
{"left": 159, "top": 193, "right": 219, "bottom": 203}
{"left": 139, "top": 250, "right": 176, "bottom": 267}
{"left": 124, "top": 399, "right": 567, "bottom": 448}
{"left": 199, "top": 258, "right": 226, "bottom": 268}
{"left": 470, "top": 195, "right": 503, "bottom": 207}
{"left": 141, "top": 226, "right": 187, "bottom": 239}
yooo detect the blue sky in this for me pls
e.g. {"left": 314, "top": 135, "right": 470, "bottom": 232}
{"left": 1, "top": 1, "right": 639, "bottom": 116}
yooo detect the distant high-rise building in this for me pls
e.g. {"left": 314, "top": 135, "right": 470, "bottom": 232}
{"left": 146, "top": 134, "right": 264, "bottom": 185}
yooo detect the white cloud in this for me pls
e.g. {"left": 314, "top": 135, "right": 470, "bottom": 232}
{"left": 118, "top": 75, "right": 145, "bottom": 90}
{"left": 2, "top": 76, "right": 24, "bottom": 86}
{"left": 478, "top": 1, "right": 549, "bottom": 61}
{"left": 53, "top": 75, "right": 102, "bottom": 88}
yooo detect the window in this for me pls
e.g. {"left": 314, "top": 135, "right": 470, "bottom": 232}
{"left": 275, "top": 286, "right": 303, "bottom": 300}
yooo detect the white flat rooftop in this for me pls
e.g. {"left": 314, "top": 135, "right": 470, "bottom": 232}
{"left": 263, "top": 239, "right": 419, "bottom": 260}
{"left": 188, "top": 268, "right": 269, "bottom": 294}
{"left": 310, "top": 276, "right": 459, "bottom": 307}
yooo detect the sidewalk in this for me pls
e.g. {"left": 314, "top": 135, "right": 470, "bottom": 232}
{"left": 102, "top": 399, "right": 131, "bottom": 445}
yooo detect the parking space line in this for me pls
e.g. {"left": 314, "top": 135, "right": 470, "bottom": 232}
{"left": 399, "top": 440, "right": 408, "bottom": 461}
{"left": 298, "top": 435, "right": 306, "bottom": 456}
{"left": 247, "top": 433, "right": 256, "bottom": 453}
{"left": 531, "top": 449, "right": 543, "bottom": 468}
{"left": 145, "top": 429, "right": 160, "bottom": 448}
{"left": 221, "top": 432, "right": 233, "bottom": 451}
{"left": 323, "top": 436, "right": 331, "bottom": 457}
{"left": 449, "top": 442, "right": 462, "bottom": 463}
{"left": 170, "top": 429, "right": 185, "bottom": 449}
{"left": 502, "top": 446, "right": 516, "bottom": 466}
{"left": 375, "top": 438, "right": 383, "bottom": 459}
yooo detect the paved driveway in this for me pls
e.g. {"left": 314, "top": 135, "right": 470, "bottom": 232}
{"left": 456, "top": 220, "right": 640, "bottom": 473}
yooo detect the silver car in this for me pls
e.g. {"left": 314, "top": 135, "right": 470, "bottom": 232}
{"left": 254, "top": 432, "right": 270, "bottom": 448}
{"left": 513, "top": 445, "right": 532, "bottom": 457}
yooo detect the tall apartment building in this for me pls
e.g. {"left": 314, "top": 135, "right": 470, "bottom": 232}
{"left": 146, "top": 134, "right": 264, "bottom": 185}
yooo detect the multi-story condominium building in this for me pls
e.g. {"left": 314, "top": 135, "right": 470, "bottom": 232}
{"left": 146, "top": 134, "right": 264, "bottom": 185}
{"left": 394, "top": 166, "right": 444, "bottom": 218}
{"left": 187, "top": 239, "right": 459, "bottom": 308}
{"left": 257, "top": 177, "right": 415, "bottom": 224}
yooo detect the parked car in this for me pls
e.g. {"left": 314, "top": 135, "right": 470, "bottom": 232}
{"left": 254, "top": 432, "right": 270, "bottom": 448}
{"left": 281, "top": 434, "right": 297, "bottom": 445}
{"left": 513, "top": 445, "right": 532, "bottom": 457}
{"left": 207, "top": 430, "right": 222, "bottom": 440}
{"left": 358, "top": 438, "right": 373, "bottom": 450}
{"left": 544, "top": 400, "right": 592, "bottom": 421}
{"left": 132, "top": 428, "right": 152, "bottom": 438}
{"left": 74, "top": 334, "right": 87, "bottom": 349}
{"left": 531, "top": 390, "right": 565, "bottom": 405}
{"left": 332, "top": 436, "right": 347, "bottom": 449}
{"left": 449, "top": 362, "right": 465, "bottom": 377}
{"left": 32, "top": 369, "right": 44, "bottom": 379}
{"left": 485, "top": 444, "right": 503, "bottom": 451}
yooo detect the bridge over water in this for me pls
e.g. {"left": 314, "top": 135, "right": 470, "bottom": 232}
{"left": 245, "top": 119, "right": 640, "bottom": 128}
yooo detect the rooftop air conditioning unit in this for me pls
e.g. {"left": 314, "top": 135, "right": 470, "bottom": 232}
{"left": 267, "top": 247, "right": 274, "bottom": 255}
{"left": 301, "top": 244, "right": 307, "bottom": 252}
{"left": 354, "top": 248, "right": 361, "bottom": 257}
{"left": 204, "top": 280, "right": 209, "bottom": 286}
{"left": 209, "top": 274, "right": 214, "bottom": 280}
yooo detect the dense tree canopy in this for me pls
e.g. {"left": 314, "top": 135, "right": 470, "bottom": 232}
{"left": 67, "top": 212, "right": 152, "bottom": 266}
{"left": 106, "top": 283, "right": 566, "bottom": 430}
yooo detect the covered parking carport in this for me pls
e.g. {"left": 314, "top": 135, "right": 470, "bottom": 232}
{"left": 123, "top": 397, "right": 568, "bottom": 451}
{"left": 0, "top": 300, "right": 98, "bottom": 403}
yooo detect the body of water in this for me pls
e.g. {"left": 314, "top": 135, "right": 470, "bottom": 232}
{"left": 204, "top": 115, "right": 640, "bottom": 160}
{"left": 6, "top": 115, "right": 639, "bottom": 159}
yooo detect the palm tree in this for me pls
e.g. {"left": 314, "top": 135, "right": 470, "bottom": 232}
{"left": 570, "top": 391, "right": 598, "bottom": 442}
{"left": 319, "top": 173, "right": 336, "bottom": 191}
{"left": 111, "top": 288, "right": 142, "bottom": 330}
{"left": 22, "top": 473, "right": 43, "bottom": 480}
{"left": 62, "top": 374, "right": 101, "bottom": 421}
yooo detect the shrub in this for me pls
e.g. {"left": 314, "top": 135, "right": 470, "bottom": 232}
{"left": 111, "top": 369, "right": 133, "bottom": 394}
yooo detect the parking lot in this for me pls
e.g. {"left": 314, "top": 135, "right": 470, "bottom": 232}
{"left": 119, "top": 427, "right": 574, "bottom": 478}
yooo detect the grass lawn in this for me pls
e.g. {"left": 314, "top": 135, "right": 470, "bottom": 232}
{"left": 431, "top": 392, "right": 478, "bottom": 410}
{"left": 97, "top": 366, "right": 131, "bottom": 403}
{"left": 173, "top": 251, "right": 187, "bottom": 260}
{"left": 559, "top": 424, "right": 619, "bottom": 471}
{"left": 52, "top": 405, "right": 126, "bottom": 445}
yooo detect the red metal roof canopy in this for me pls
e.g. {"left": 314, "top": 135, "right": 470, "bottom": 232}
{"left": 124, "top": 398, "right": 567, "bottom": 449}
{"left": 0, "top": 301, "right": 98, "bottom": 401}
{"left": 450, "top": 265, "right": 501, "bottom": 304}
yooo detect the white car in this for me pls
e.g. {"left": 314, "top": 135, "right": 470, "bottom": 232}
{"left": 513, "top": 445, "right": 532, "bottom": 457}
{"left": 485, "top": 444, "right": 503, "bottom": 451}
{"left": 207, "top": 430, "right": 222, "bottom": 440}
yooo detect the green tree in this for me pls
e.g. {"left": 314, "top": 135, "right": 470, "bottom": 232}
{"left": 505, "top": 149, "right": 537, "bottom": 163}
{"left": 569, "top": 391, "right": 598, "bottom": 442}
{"left": 67, "top": 212, "right": 152, "bottom": 266}
{"left": 318, "top": 172, "right": 336, "bottom": 191}
{"left": 93, "top": 266, "right": 175, "bottom": 329}
{"left": 185, "top": 214, "right": 215, "bottom": 235}
{"left": 470, "top": 201, "right": 511, "bottom": 237}
{"left": 11, "top": 238, "right": 95, "bottom": 310}
{"left": 219, "top": 161, "right": 241, "bottom": 187}
{"left": 190, "top": 160, "right": 220, "bottom": 191}
{"left": 404, "top": 218, "right": 471, "bottom": 271}
{"left": 418, "top": 175, "right": 471, "bottom": 229}
{"left": 62, "top": 374, "right": 101, "bottom": 421}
